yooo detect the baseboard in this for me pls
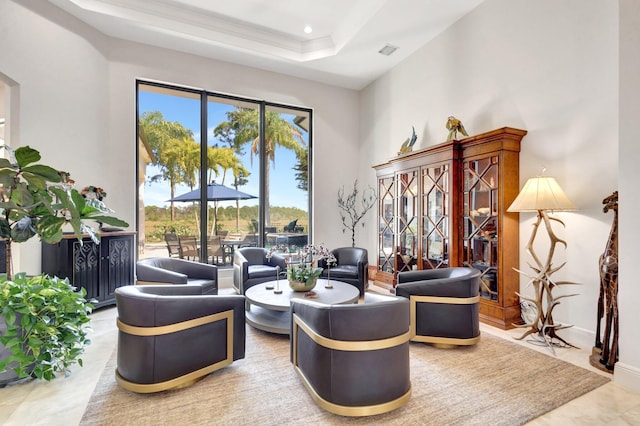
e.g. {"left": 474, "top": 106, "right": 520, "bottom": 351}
{"left": 559, "top": 325, "right": 596, "bottom": 350}
{"left": 614, "top": 362, "right": 640, "bottom": 393}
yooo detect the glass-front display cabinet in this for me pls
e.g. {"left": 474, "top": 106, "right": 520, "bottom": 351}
{"left": 373, "top": 127, "right": 525, "bottom": 329}
{"left": 378, "top": 175, "right": 395, "bottom": 278}
{"left": 421, "top": 163, "right": 450, "bottom": 270}
{"left": 463, "top": 156, "right": 499, "bottom": 300}
{"left": 396, "top": 169, "right": 418, "bottom": 273}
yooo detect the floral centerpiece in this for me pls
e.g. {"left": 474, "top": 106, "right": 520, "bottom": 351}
{"left": 267, "top": 244, "right": 332, "bottom": 292}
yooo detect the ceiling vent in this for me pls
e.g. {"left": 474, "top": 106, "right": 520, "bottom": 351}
{"left": 378, "top": 44, "right": 398, "bottom": 56}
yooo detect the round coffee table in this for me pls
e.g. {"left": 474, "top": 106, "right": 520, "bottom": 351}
{"left": 244, "top": 279, "right": 359, "bottom": 334}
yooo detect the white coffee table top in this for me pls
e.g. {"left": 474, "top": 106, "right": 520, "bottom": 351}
{"left": 245, "top": 279, "right": 359, "bottom": 312}
{"left": 244, "top": 279, "right": 359, "bottom": 334}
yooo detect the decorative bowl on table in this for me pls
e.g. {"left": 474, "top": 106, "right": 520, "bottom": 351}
{"left": 287, "top": 265, "right": 322, "bottom": 292}
{"left": 289, "top": 278, "right": 318, "bottom": 292}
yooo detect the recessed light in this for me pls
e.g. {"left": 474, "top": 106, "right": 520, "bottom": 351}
{"left": 304, "top": 25, "right": 313, "bottom": 34}
{"left": 378, "top": 44, "right": 398, "bottom": 56}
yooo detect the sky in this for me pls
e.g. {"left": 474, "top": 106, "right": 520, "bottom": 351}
{"left": 139, "top": 90, "right": 309, "bottom": 211}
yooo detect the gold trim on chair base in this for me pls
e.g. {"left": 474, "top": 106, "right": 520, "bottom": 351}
{"left": 115, "top": 310, "right": 234, "bottom": 393}
{"left": 294, "top": 365, "right": 412, "bottom": 417}
{"left": 412, "top": 333, "right": 481, "bottom": 347}
{"left": 409, "top": 294, "right": 480, "bottom": 347}
{"left": 292, "top": 313, "right": 411, "bottom": 416}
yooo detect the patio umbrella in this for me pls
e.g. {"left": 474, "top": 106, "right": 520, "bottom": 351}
{"left": 169, "top": 182, "right": 257, "bottom": 202}
{"left": 169, "top": 182, "right": 257, "bottom": 234}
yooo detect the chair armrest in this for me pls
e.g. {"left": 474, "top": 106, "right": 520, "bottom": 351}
{"left": 357, "top": 259, "right": 368, "bottom": 280}
{"left": 171, "top": 259, "right": 218, "bottom": 280}
{"left": 136, "top": 263, "right": 188, "bottom": 284}
{"left": 233, "top": 250, "right": 249, "bottom": 293}
{"left": 234, "top": 250, "right": 249, "bottom": 279}
{"left": 131, "top": 284, "right": 203, "bottom": 296}
{"left": 397, "top": 269, "right": 443, "bottom": 284}
{"left": 395, "top": 277, "right": 479, "bottom": 298}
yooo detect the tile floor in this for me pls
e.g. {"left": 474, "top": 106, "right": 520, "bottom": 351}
{"left": 1, "top": 284, "right": 639, "bottom": 425}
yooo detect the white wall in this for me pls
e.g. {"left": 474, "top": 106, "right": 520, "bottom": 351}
{"left": 0, "top": 0, "right": 360, "bottom": 274}
{"left": 616, "top": 0, "right": 640, "bottom": 393}
{"left": 0, "top": 0, "right": 113, "bottom": 273}
{"left": 360, "top": 0, "right": 618, "bottom": 347}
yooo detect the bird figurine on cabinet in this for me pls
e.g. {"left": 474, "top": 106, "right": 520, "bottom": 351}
{"left": 398, "top": 126, "right": 418, "bottom": 155}
{"left": 446, "top": 116, "right": 468, "bottom": 141}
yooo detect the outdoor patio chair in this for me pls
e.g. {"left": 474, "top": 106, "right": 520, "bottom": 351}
{"left": 178, "top": 235, "right": 199, "bottom": 260}
{"left": 207, "top": 236, "right": 231, "bottom": 265}
{"left": 283, "top": 219, "right": 298, "bottom": 232}
{"left": 164, "top": 232, "right": 180, "bottom": 258}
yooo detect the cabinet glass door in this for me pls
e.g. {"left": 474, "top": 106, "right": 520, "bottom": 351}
{"left": 421, "top": 164, "right": 449, "bottom": 269}
{"left": 396, "top": 170, "right": 418, "bottom": 272}
{"left": 463, "top": 156, "right": 499, "bottom": 300}
{"left": 378, "top": 175, "right": 395, "bottom": 273}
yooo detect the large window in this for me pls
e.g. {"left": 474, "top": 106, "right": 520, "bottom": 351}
{"left": 136, "top": 81, "right": 312, "bottom": 264}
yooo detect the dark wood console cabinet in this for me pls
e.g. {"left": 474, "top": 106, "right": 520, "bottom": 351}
{"left": 42, "top": 231, "right": 135, "bottom": 308}
{"left": 373, "top": 127, "right": 526, "bottom": 329}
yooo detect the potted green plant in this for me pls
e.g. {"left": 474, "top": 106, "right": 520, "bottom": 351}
{"left": 267, "top": 244, "right": 329, "bottom": 292}
{"left": 0, "top": 145, "right": 129, "bottom": 384}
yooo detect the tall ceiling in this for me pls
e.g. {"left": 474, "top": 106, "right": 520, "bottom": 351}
{"left": 48, "top": 0, "right": 484, "bottom": 90}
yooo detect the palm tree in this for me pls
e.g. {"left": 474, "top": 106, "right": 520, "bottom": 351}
{"left": 140, "top": 112, "right": 248, "bottom": 227}
{"left": 207, "top": 146, "right": 249, "bottom": 233}
{"left": 139, "top": 111, "right": 194, "bottom": 220}
{"left": 293, "top": 146, "right": 309, "bottom": 191}
{"left": 214, "top": 108, "right": 305, "bottom": 226}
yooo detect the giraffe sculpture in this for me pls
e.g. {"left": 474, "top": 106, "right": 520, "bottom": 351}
{"left": 591, "top": 190, "right": 618, "bottom": 372}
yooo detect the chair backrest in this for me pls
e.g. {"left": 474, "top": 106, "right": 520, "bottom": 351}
{"left": 396, "top": 266, "right": 479, "bottom": 284}
{"left": 332, "top": 247, "right": 367, "bottom": 265}
{"left": 207, "top": 236, "right": 224, "bottom": 256}
{"left": 236, "top": 247, "right": 268, "bottom": 265}
{"left": 178, "top": 235, "right": 199, "bottom": 259}
{"left": 164, "top": 233, "right": 181, "bottom": 257}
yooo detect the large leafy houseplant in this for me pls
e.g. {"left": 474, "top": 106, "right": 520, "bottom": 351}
{"left": 0, "top": 145, "right": 129, "bottom": 382}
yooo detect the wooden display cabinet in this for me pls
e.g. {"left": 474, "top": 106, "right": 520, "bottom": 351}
{"left": 373, "top": 127, "right": 526, "bottom": 329}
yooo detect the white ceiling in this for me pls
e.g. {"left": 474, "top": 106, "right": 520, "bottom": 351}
{"left": 48, "top": 0, "right": 484, "bottom": 90}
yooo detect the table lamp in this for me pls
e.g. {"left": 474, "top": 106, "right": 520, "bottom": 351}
{"left": 507, "top": 175, "right": 578, "bottom": 353}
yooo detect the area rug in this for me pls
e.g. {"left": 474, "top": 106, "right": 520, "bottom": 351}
{"left": 81, "top": 327, "right": 609, "bottom": 425}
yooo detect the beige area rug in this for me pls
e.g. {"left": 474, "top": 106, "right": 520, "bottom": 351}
{"left": 81, "top": 327, "right": 609, "bottom": 426}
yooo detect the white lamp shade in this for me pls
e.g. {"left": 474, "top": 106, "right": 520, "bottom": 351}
{"left": 507, "top": 176, "right": 576, "bottom": 212}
